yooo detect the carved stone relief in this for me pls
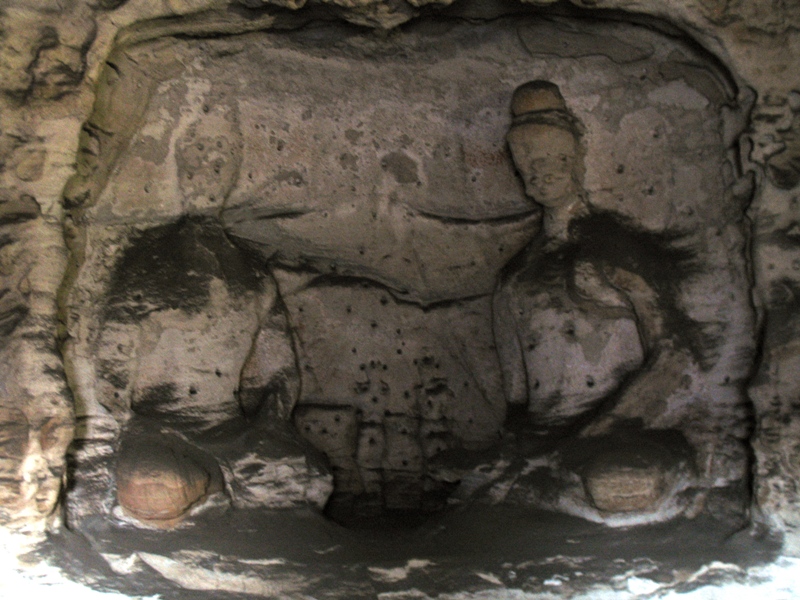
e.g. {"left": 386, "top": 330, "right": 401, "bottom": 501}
{"left": 59, "top": 15, "right": 756, "bottom": 532}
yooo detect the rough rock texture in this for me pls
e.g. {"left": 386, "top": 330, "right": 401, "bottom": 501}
{"left": 115, "top": 437, "right": 212, "bottom": 527}
{"left": 585, "top": 462, "right": 667, "bottom": 513}
{"left": 49, "top": 16, "right": 756, "bottom": 526}
{"left": 582, "top": 445, "right": 675, "bottom": 513}
{"left": 63, "top": 212, "right": 328, "bottom": 524}
{"left": 0, "top": 0, "right": 798, "bottom": 578}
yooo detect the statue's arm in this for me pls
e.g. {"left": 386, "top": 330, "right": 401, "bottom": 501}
{"left": 492, "top": 283, "right": 529, "bottom": 406}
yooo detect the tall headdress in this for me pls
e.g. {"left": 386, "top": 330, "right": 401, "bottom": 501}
{"left": 509, "top": 81, "right": 582, "bottom": 136}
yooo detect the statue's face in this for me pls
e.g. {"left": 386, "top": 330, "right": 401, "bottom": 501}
{"left": 507, "top": 123, "right": 579, "bottom": 208}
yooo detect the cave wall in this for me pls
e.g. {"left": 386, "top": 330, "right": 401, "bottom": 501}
{"left": 60, "top": 15, "right": 753, "bottom": 530}
{"left": 0, "top": 0, "right": 799, "bottom": 554}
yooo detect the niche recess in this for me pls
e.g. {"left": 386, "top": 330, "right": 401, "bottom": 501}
{"left": 61, "top": 6, "right": 760, "bottom": 586}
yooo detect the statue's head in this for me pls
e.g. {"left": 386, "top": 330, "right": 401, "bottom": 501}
{"left": 507, "top": 81, "right": 583, "bottom": 208}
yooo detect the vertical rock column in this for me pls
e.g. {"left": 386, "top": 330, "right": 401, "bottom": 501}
{"left": 749, "top": 91, "right": 800, "bottom": 555}
{"left": 0, "top": 0, "right": 104, "bottom": 539}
